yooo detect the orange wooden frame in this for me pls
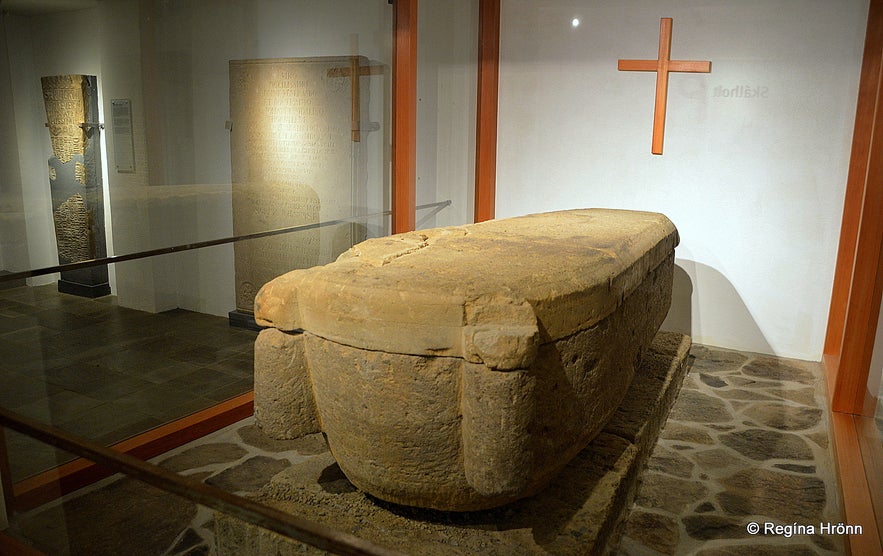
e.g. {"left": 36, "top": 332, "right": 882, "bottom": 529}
{"left": 0, "top": 426, "right": 13, "bottom": 520}
{"left": 10, "top": 392, "right": 253, "bottom": 511}
{"left": 0, "top": 532, "right": 43, "bottom": 556}
{"left": 474, "top": 0, "right": 500, "bottom": 222}
{"left": 392, "top": 0, "right": 418, "bottom": 233}
{"left": 824, "top": 0, "right": 883, "bottom": 417}
{"left": 395, "top": 0, "right": 500, "bottom": 229}
{"left": 824, "top": 1, "right": 883, "bottom": 552}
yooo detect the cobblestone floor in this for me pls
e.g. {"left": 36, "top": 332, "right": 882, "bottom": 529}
{"left": 619, "top": 345, "right": 843, "bottom": 555}
{"left": 7, "top": 343, "right": 846, "bottom": 555}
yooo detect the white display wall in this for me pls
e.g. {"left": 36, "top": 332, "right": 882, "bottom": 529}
{"left": 0, "top": 0, "right": 478, "bottom": 317}
{"left": 496, "top": 0, "right": 868, "bottom": 360}
{"left": 1, "top": 0, "right": 395, "bottom": 315}
{"left": 1, "top": 0, "right": 871, "bottom": 361}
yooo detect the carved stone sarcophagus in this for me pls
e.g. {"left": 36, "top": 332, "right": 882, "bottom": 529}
{"left": 253, "top": 209, "right": 678, "bottom": 511}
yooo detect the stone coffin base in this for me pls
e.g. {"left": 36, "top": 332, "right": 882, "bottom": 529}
{"left": 216, "top": 332, "right": 691, "bottom": 556}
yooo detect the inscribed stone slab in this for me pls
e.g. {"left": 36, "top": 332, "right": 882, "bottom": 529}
{"left": 42, "top": 75, "right": 88, "bottom": 164}
{"left": 229, "top": 57, "right": 369, "bottom": 313}
{"left": 41, "top": 74, "right": 109, "bottom": 295}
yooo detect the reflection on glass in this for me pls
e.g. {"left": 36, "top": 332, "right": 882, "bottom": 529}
{"left": 0, "top": 0, "right": 393, "bottom": 485}
{"left": 1, "top": 413, "right": 391, "bottom": 554}
{"left": 0, "top": 277, "right": 258, "bottom": 481}
{"left": 858, "top": 367, "right": 883, "bottom": 537}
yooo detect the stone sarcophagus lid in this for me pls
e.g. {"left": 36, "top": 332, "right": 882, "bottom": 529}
{"left": 253, "top": 208, "right": 678, "bottom": 511}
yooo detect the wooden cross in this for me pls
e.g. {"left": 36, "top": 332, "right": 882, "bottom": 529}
{"left": 618, "top": 18, "right": 711, "bottom": 154}
{"left": 327, "top": 58, "right": 385, "bottom": 142}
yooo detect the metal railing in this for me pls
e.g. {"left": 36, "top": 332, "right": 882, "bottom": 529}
{"left": 0, "top": 200, "right": 452, "bottom": 283}
{"left": 0, "top": 200, "right": 455, "bottom": 552}
{"left": 0, "top": 407, "right": 403, "bottom": 555}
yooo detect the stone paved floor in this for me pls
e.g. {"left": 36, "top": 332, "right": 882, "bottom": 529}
{"left": 5, "top": 343, "right": 848, "bottom": 555}
{"left": 619, "top": 345, "right": 844, "bottom": 555}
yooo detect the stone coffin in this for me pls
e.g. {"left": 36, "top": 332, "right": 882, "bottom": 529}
{"left": 253, "top": 208, "right": 678, "bottom": 511}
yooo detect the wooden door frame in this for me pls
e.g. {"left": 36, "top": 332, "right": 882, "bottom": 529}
{"left": 393, "top": 0, "right": 500, "bottom": 233}
{"left": 392, "top": 0, "right": 418, "bottom": 233}
{"left": 824, "top": 0, "right": 883, "bottom": 416}
{"left": 823, "top": 1, "right": 883, "bottom": 552}
{"left": 475, "top": 0, "right": 500, "bottom": 223}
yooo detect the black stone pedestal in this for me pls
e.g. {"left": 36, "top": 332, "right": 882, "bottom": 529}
{"left": 228, "top": 309, "right": 264, "bottom": 331}
{"left": 58, "top": 278, "right": 110, "bottom": 298}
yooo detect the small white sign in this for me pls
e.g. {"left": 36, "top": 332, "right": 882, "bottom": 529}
{"left": 111, "top": 99, "right": 135, "bottom": 173}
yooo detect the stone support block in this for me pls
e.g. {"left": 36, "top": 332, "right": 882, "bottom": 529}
{"left": 254, "top": 328, "right": 319, "bottom": 439}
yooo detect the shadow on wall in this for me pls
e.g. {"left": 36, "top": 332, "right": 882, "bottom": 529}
{"left": 661, "top": 260, "right": 773, "bottom": 356}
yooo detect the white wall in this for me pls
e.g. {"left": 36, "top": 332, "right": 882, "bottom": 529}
{"left": 0, "top": 14, "right": 29, "bottom": 273}
{"left": 135, "top": 0, "right": 393, "bottom": 315}
{"left": 2, "top": 0, "right": 395, "bottom": 316}
{"left": 2, "top": 13, "right": 65, "bottom": 285}
{"left": 496, "top": 0, "right": 868, "bottom": 360}
{"left": 2, "top": 7, "right": 122, "bottom": 290}
{"left": 416, "top": 0, "right": 478, "bottom": 229}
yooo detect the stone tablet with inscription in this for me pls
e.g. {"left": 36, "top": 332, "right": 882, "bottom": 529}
{"left": 41, "top": 74, "right": 110, "bottom": 298}
{"left": 229, "top": 57, "right": 370, "bottom": 314}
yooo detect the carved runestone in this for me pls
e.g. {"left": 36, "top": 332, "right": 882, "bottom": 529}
{"left": 53, "top": 193, "right": 92, "bottom": 264}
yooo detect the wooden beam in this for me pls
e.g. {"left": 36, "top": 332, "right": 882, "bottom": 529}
{"left": 350, "top": 56, "right": 362, "bottom": 142}
{"left": 831, "top": 19, "right": 883, "bottom": 414}
{"left": 474, "top": 0, "right": 500, "bottom": 223}
{"left": 0, "top": 532, "right": 44, "bottom": 556}
{"left": 392, "top": 0, "right": 417, "bottom": 233}
{"left": 326, "top": 65, "right": 385, "bottom": 79}
{"left": 825, "top": 0, "right": 883, "bottom": 361}
{"left": 0, "top": 426, "right": 13, "bottom": 522}
{"left": 829, "top": 411, "right": 883, "bottom": 554}
{"left": 823, "top": 4, "right": 883, "bottom": 553}
{"left": 12, "top": 392, "right": 253, "bottom": 511}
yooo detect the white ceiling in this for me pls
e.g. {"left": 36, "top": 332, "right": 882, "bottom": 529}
{"left": 1, "top": 0, "right": 98, "bottom": 16}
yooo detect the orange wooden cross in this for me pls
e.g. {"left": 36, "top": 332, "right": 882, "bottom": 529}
{"left": 618, "top": 18, "right": 711, "bottom": 155}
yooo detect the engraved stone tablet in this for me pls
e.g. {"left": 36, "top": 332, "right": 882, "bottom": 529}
{"left": 42, "top": 75, "right": 88, "bottom": 164}
{"left": 229, "top": 57, "right": 370, "bottom": 315}
{"left": 53, "top": 193, "right": 91, "bottom": 263}
{"left": 41, "top": 74, "right": 110, "bottom": 298}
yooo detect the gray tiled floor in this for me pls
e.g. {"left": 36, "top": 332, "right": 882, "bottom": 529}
{"left": 0, "top": 284, "right": 257, "bottom": 481}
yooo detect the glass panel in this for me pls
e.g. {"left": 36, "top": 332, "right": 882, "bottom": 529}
{"left": 0, "top": 0, "right": 392, "bottom": 481}
{"left": 0, "top": 275, "right": 258, "bottom": 482}
{"left": 857, "top": 293, "right": 883, "bottom": 535}
{"left": 416, "top": 0, "right": 478, "bottom": 229}
{"left": 0, "top": 416, "right": 395, "bottom": 554}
